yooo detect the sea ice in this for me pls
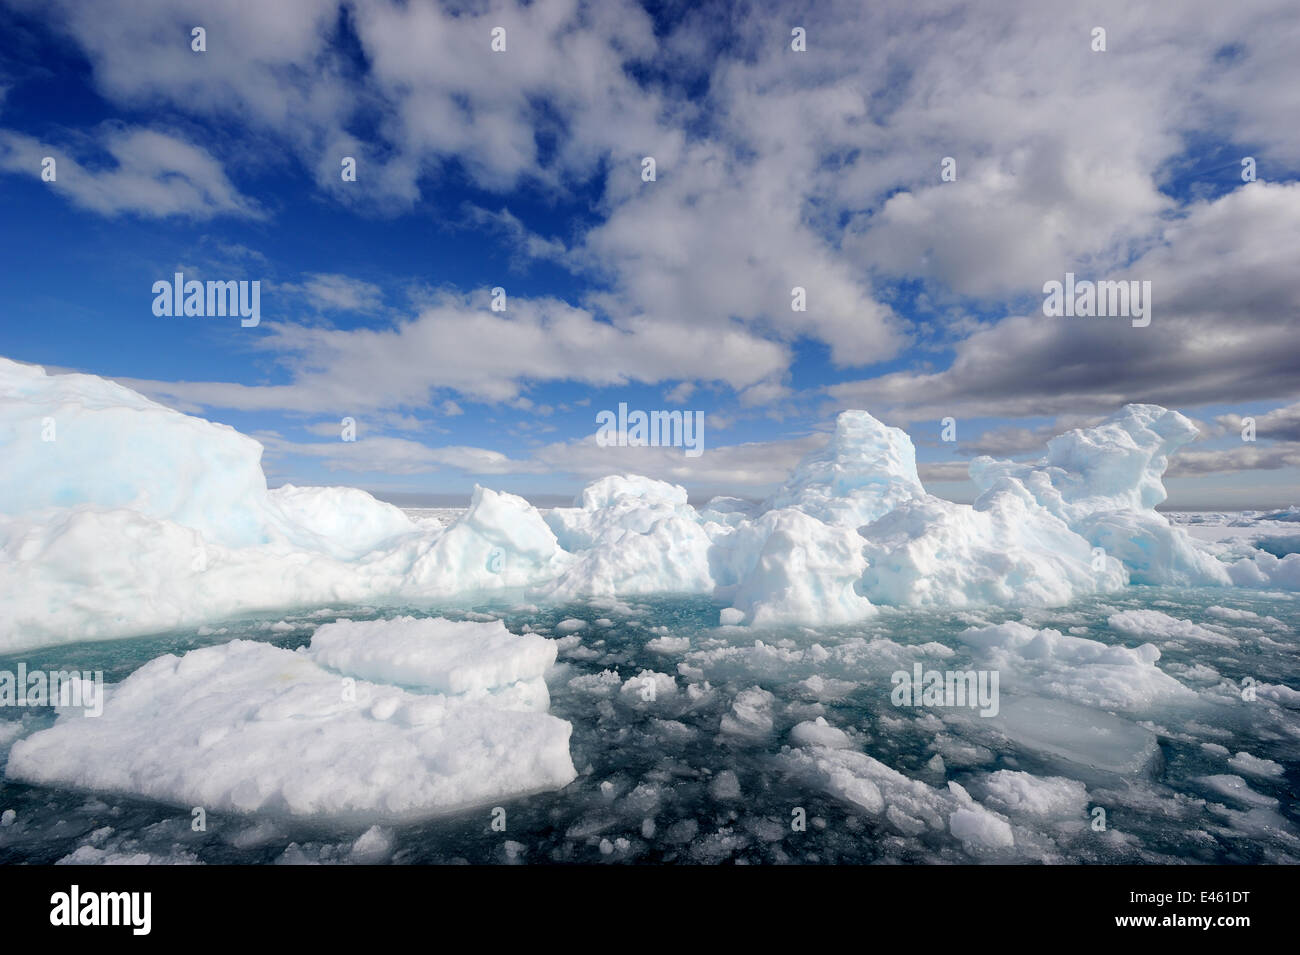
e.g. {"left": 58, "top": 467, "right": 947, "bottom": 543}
{"left": 957, "top": 621, "right": 1195, "bottom": 710}
{"left": 306, "top": 615, "right": 557, "bottom": 698}
{"left": 975, "top": 769, "right": 1088, "bottom": 819}
{"left": 963, "top": 695, "right": 1161, "bottom": 776}
{"left": 6, "top": 630, "right": 577, "bottom": 821}
{"left": 2, "top": 358, "right": 1294, "bottom": 650}
{"left": 1108, "top": 609, "right": 1239, "bottom": 647}
{"left": 948, "top": 806, "right": 1015, "bottom": 849}
{"left": 789, "top": 717, "right": 853, "bottom": 749}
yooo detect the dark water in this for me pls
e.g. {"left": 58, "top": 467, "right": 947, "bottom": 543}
{"left": 0, "top": 589, "right": 1296, "bottom": 864}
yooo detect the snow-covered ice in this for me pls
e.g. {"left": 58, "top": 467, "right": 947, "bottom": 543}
{"left": 307, "top": 615, "right": 557, "bottom": 698}
{"left": 3, "top": 359, "right": 1298, "bottom": 649}
{"left": 6, "top": 624, "right": 576, "bottom": 822}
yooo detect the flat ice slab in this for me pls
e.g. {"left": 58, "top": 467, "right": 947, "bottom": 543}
{"left": 969, "top": 695, "right": 1160, "bottom": 776}
{"left": 307, "top": 615, "right": 557, "bottom": 697}
{"left": 6, "top": 634, "right": 576, "bottom": 822}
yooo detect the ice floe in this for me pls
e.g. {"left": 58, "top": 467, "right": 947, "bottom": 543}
{"left": 6, "top": 622, "right": 576, "bottom": 822}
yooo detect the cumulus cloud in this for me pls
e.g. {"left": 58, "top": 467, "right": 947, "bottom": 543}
{"left": 1169, "top": 442, "right": 1300, "bottom": 477}
{"left": 918, "top": 461, "right": 974, "bottom": 484}
{"left": 459, "top": 205, "right": 570, "bottom": 270}
{"left": 15, "top": 0, "right": 1300, "bottom": 391}
{"left": 827, "top": 182, "right": 1300, "bottom": 422}
{"left": 7, "top": 0, "right": 1300, "bottom": 497}
{"left": 1215, "top": 401, "right": 1300, "bottom": 443}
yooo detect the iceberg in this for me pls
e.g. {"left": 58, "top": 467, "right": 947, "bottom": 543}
{"left": 762, "top": 409, "right": 925, "bottom": 527}
{"left": 0, "top": 357, "right": 412, "bottom": 554}
{"left": 858, "top": 488, "right": 1124, "bottom": 609}
{"left": 407, "top": 485, "right": 568, "bottom": 593}
{"left": 716, "top": 508, "right": 876, "bottom": 626}
{"left": 542, "top": 476, "right": 716, "bottom": 600}
{"left": 0, "top": 356, "right": 1290, "bottom": 650}
{"left": 969, "top": 405, "right": 1233, "bottom": 586}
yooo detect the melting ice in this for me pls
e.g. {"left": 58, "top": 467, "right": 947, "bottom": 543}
{"left": 0, "top": 357, "right": 1296, "bottom": 864}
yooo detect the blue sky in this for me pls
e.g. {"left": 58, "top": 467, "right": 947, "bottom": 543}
{"left": 1, "top": 0, "right": 1298, "bottom": 507}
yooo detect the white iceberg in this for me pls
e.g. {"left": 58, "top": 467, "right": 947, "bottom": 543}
{"left": 0, "top": 357, "right": 1291, "bottom": 650}
{"left": 969, "top": 405, "right": 1233, "bottom": 586}
{"left": 542, "top": 475, "right": 717, "bottom": 600}
{"left": 858, "top": 488, "right": 1124, "bottom": 608}
{"left": 716, "top": 508, "right": 877, "bottom": 626}
{"left": 762, "top": 409, "right": 925, "bottom": 527}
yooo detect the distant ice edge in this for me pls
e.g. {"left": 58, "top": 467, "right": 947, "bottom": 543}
{"left": 2, "top": 356, "right": 1296, "bottom": 650}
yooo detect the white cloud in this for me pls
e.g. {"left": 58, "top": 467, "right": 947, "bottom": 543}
{"left": 258, "top": 432, "right": 546, "bottom": 477}
{"left": 1169, "top": 442, "right": 1300, "bottom": 477}
{"left": 0, "top": 126, "right": 259, "bottom": 219}
{"left": 257, "top": 423, "right": 826, "bottom": 494}
{"left": 664, "top": 382, "right": 695, "bottom": 404}
{"left": 282, "top": 273, "right": 385, "bottom": 313}
{"left": 119, "top": 289, "right": 789, "bottom": 413}
{"left": 460, "top": 205, "right": 570, "bottom": 268}
{"left": 1215, "top": 401, "right": 1300, "bottom": 442}
{"left": 918, "top": 461, "right": 973, "bottom": 484}
{"left": 13, "top": 0, "right": 1300, "bottom": 474}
